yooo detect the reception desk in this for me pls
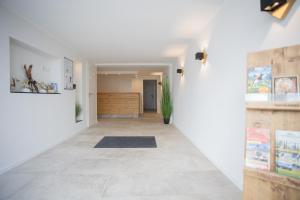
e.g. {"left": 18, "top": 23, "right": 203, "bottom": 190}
{"left": 97, "top": 92, "right": 140, "bottom": 118}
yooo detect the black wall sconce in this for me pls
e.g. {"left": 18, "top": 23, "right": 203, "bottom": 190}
{"left": 195, "top": 50, "right": 208, "bottom": 64}
{"left": 260, "top": 0, "right": 295, "bottom": 20}
{"left": 177, "top": 68, "right": 184, "bottom": 76}
{"left": 261, "top": 0, "right": 286, "bottom": 12}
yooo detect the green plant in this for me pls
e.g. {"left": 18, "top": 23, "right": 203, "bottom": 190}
{"left": 161, "top": 78, "right": 172, "bottom": 123}
{"left": 75, "top": 103, "right": 82, "bottom": 118}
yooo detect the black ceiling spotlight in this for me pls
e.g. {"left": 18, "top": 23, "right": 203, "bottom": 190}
{"left": 177, "top": 68, "right": 184, "bottom": 76}
{"left": 261, "top": 0, "right": 287, "bottom": 12}
{"left": 195, "top": 50, "right": 208, "bottom": 64}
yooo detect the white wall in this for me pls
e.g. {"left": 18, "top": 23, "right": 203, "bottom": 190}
{"left": 98, "top": 75, "right": 133, "bottom": 92}
{"left": 172, "top": 0, "right": 300, "bottom": 190}
{"left": 74, "top": 62, "right": 84, "bottom": 120}
{"left": 87, "top": 64, "right": 98, "bottom": 126}
{"left": 131, "top": 78, "right": 144, "bottom": 113}
{"left": 0, "top": 7, "right": 89, "bottom": 174}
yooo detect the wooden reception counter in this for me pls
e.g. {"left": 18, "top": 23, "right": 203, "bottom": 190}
{"left": 97, "top": 92, "right": 140, "bottom": 118}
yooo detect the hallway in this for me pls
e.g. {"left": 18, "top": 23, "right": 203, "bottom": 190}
{"left": 0, "top": 119, "right": 241, "bottom": 200}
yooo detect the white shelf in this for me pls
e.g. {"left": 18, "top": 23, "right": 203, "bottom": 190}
{"left": 10, "top": 37, "right": 62, "bottom": 94}
{"left": 245, "top": 93, "right": 300, "bottom": 111}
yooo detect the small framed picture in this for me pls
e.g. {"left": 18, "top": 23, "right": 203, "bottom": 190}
{"left": 273, "top": 75, "right": 298, "bottom": 95}
{"left": 64, "top": 57, "right": 73, "bottom": 90}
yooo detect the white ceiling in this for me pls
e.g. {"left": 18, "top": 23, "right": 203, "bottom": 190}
{"left": 0, "top": 0, "right": 223, "bottom": 64}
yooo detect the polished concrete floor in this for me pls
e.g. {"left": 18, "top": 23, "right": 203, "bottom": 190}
{"left": 0, "top": 118, "right": 241, "bottom": 200}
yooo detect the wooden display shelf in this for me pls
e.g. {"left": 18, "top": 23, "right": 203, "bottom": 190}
{"left": 243, "top": 168, "right": 300, "bottom": 200}
{"left": 246, "top": 102, "right": 300, "bottom": 111}
{"left": 244, "top": 44, "right": 300, "bottom": 200}
{"left": 244, "top": 168, "right": 300, "bottom": 190}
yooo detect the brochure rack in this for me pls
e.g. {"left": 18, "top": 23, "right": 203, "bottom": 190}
{"left": 243, "top": 45, "right": 300, "bottom": 200}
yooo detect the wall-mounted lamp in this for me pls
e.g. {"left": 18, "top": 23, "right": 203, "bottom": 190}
{"left": 177, "top": 68, "right": 184, "bottom": 76}
{"left": 261, "top": 0, "right": 286, "bottom": 11}
{"left": 260, "top": 0, "right": 295, "bottom": 20}
{"left": 195, "top": 50, "right": 208, "bottom": 64}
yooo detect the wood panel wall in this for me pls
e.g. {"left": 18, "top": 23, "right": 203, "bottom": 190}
{"left": 244, "top": 45, "right": 300, "bottom": 200}
{"left": 97, "top": 92, "right": 140, "bottom": 118}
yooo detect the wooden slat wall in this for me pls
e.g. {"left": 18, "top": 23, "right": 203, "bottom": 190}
{"left": 97, "top": 92, "right": 140, "bottom": 118}
{"left": 244, "top": 45, "right": 300, "bottom": 200}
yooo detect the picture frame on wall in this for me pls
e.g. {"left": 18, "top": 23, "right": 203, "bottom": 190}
{"left": 64, "top": 57, "right": 73, "bottom": 90}
{"left": 274, "top": 75, "right": 298, "bottom": 95}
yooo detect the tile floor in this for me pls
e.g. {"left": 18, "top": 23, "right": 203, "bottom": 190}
{"left": 0, "top": 118, "right": 241, "bottom": 200}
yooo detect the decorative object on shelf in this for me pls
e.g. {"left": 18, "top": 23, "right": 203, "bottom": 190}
{"left": 10, "top": 78, "right": 16, "bottom": 88}
{"left": 260, "top": 0, "right": 295, "bottom": 20}
{"left": 33, "top": 82, "right": 58, "bottom": 93}
{"left": 274, "top": 75, "right": 298, "bottom": 94}
{"left": 37, "top": 82, "right": 48, "bottom": 93}
{"left": 161, "top": 78, "right": 172, "bottom": 124}
{"left": 245, "top": 127, "right": 271, "bottom": 170}
{"left": 195, "top": 49, "right": 208, "bottom": 64}
{"left": 11, "top": 78, "right": 60, "bottom": 94}
{"left": 10, "top": 77, "right": 19, "bottom": 92}
{"left": 247, "top": 66, "right": 272, "bottom": 93}
{"left": 50, "top": 83, "right": 58, "bottom": 93}
{"left": 75, "top": 102, "right": 82, "bottom": 120}
{"left": 176, "top": 68, "right": 184, "bottom": 76}
{"left": 21, "top": 80, "right": 31, "bottom": 92}
{"left": 24, "top": 64, "right": 39, "bottom": 93}
{"left": 64, "top": 57, "right": 73, "bottom": 90}
{"left": 276, "top": 130, "right": 300, "bottom": 179}
{"left": 261, "top": 0, "right": 286, "bottom": 11}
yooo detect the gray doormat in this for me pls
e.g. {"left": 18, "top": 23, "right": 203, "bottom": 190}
{"left": 94, "top": 136, "right": 157, "bottom": 148}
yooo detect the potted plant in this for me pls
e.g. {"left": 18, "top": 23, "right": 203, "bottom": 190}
{"left": 161, "top": 78, "right": 172, "bottom": 124}
{"left": 75, "top": 102, "right": 82, "bottom": 121}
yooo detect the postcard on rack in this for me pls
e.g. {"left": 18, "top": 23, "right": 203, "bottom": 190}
{"left": 274, "top": 76, "right": 298, "bottom": 94}
{"left": 247, "top": 66, "right": 272, "bottom": 94}
{"left": 276, "top": 130, "right": 300, "bottom": 179}
{"left": 245, "top": 128, "right": 270, "bottom": 170}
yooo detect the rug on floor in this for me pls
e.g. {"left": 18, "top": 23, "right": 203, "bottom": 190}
{"left": 94, "top": 136, "right": 157, "bottom": 148}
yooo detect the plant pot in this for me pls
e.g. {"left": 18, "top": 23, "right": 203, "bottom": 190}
{"left": 163, "top": 118, "right": 170, "bottom": 124}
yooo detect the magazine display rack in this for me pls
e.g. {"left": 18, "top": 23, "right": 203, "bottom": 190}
{"left": 243, "top": 45, "right": 300, "bottom": 200}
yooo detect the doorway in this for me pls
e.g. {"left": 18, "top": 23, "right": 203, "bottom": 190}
{"left": 143, "top": 80, "right": 157, "bottom": 112}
